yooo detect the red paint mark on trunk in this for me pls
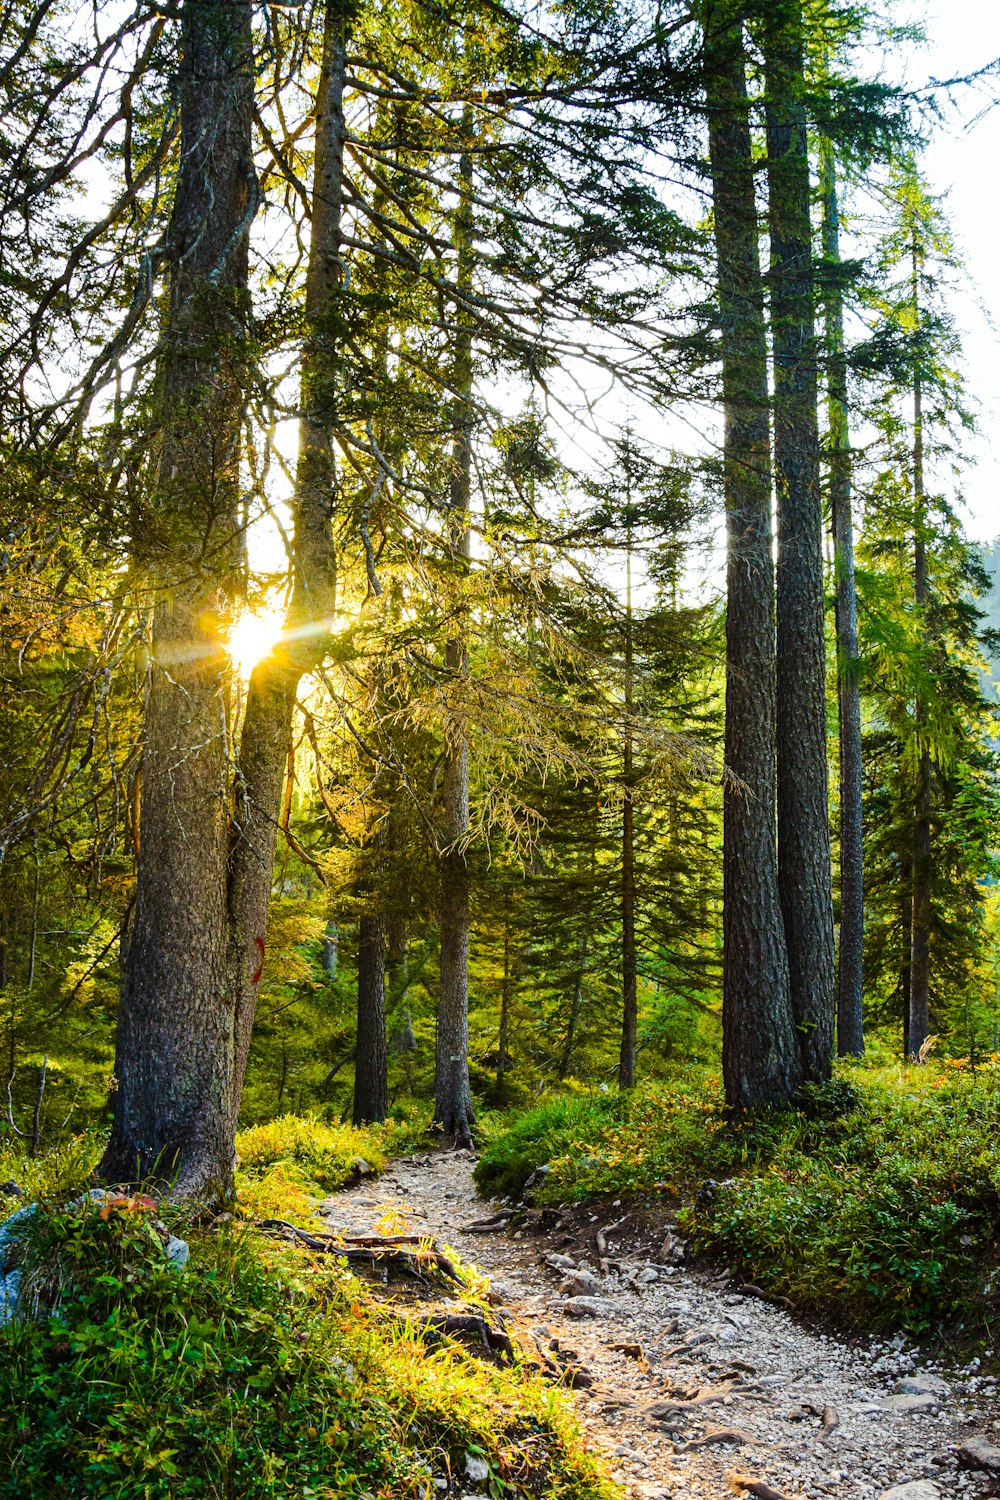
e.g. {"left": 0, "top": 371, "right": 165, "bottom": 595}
{"left": 252, "top": 936, "right": 265, "bottom": 985}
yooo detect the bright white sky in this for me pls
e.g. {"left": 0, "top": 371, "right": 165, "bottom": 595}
{"left": 905, "top": 0, "right": 1000, "bottom": 542}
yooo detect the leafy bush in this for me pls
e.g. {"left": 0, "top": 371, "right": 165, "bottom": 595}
{"left": 0, "top": 1194, "right": 614, "bottom": 1499}
{"left": 234, "top": 1113, "right": 420, "bottom": 1220}
{"left": 476, "top": 1063, "right": 1000, "bottom": 1333}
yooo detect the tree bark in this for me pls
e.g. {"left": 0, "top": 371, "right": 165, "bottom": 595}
{"left": 909, "top": 365, "right": 931, "bottom": 1057}
{"left": 703, "top": 0, "right": 800, "bottom": 1109}
{"left": 763, "top": 0, "right": 836, "bottom": 1084}
{"left": 434, "top": 131, "right": 475, "bottom": 1146}
{"left": 619, "top": 532, "right": 637, "bottom": 1090}
{"left": 100, "top": 0, "right": 256, "bottom": 1198}
{"left": 225, "top": 0, "right": 344, "bottom": 1118}
{"left": 353, "top": 913, "right": 388, "bottom": 1124}
{"left": 819, "top": 134, "right": 864, "bottom": 1057}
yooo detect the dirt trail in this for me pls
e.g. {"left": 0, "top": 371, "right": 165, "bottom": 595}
{"left": 321, "top": 1150, "right": 1000, "bottom": 1500}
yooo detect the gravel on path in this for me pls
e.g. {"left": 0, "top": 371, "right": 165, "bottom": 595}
{"left": 321, "top": 1150, "right": 1000, "bottom": 1500}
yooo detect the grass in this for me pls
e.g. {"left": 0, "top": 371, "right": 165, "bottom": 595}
{"left": 233, "top": 1113, "right": 418, "bottom": 1222}
{"left": 474, "top": 1059, "right": 1000, "bottom": 1335}
{"left": 0, "top": 1127, "right": 615, "bottom": 1500}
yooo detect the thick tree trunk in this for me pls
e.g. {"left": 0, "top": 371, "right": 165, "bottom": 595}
{"left": 619, "top": 537, "right": 637, "bottom": 1090}
{"left": 353, "top": 914, "right": 388, "bottom": 1124}
{"left": 225, "top": 0, "right": 344, "bottom": 1117}
{"left": 559, "top": 935, "right": 588, "bottom": 1081}
{"left": 100, "top": 0, "right": 256, "bottom": 1198}
{"left": 763, "top": 1, "right": 835, "bottom": 1084}
{"left": 819, "top": 136, "right": 864, "bottom": 1057}
{"left": 704, "top": 0, "right": 799, "bottom": 1109}
{"left": 909, "top": 371, "right": 931, "bottom": 1057}
{"left": 434, "top": 136, "right": 475, "bottom": 1146}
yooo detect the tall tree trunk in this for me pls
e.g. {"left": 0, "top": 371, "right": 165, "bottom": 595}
{"left": 619, "top": 530, "right": 637, "bottom": 1090}
{"left": 353, "top": 914, "right": 388, "bottom": 1124}
{"left": 819, "top": 134, "right": 864, "bottom": 1057}
{"left": 704, "top": 0, "right": 799, "bottom": 1109}
{"left": 559, "top": 935, "right": 588, "bottom": 1081}
{"left": 100, "top": 0, "right": 256, "bottom": 1197}
{"left": 909, "top": 357, "right": 931, "bottom": 1057}
{"left": 434, "top": 132, "right": 475, "bottom": 1146}
{"left": 225, "top": 0, "right": 344, "bottom": 1119}
{"left": 497, "top": 899, "right": 512, "bottom": 1103}
{"left": 322, "top": 919, "right": 339, "bottom": 976}
{"left": 763, "top": 0, "right": 836, "bottom": 1084}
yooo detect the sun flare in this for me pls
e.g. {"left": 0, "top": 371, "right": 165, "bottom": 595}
{"left": 227, "top": 607, "right": 285, "bottom": 678}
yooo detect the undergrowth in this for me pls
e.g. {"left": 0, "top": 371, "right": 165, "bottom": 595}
{"left": 0, "top": 1191, "right": 614, "bottom": 1500}
{"left": 475, "top": 1062, "right": 1000, "bottom": 1335}
{"left": 233, "top": 1113, "right": 419, "bottom": 1221}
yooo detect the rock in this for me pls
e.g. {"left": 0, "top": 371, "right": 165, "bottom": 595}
{"left": 560, "top": 1270, "right": 601, "bottom": 1298}
{"left": 464, "top": 1455, "right": 489, "bottom": 1483}
{"left": 545, "top": 1253, "right": 577, "bottom": 1272}
{"left": 888, "top": 1394, "right": 939, "bottom": 1414}
{"left": 351, "top": 1158, "right": 373, "bottom": 1177}
{"left": 956, "top": 1436, "right": 1000, "bottom": 1474}
{"left": 562, "top": 1296, "right": 615, "bottom": 1318}
{"left": 893, "top": 1374, "right": 949, "bottom": 1397}
{"left": 658, "top": 1232, "right": 685, "bottom": 1265}
{"left": 878, "top": 1483, "right": 941, "bottom": 1500}
{"left": 0, "top": 1181, "right": 22, "bottom": 1198}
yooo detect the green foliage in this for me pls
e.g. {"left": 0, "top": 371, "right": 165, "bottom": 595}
{"left": 478, "top": 1064, "right": 1000, "bottom": 1333}
{"left": 0, "top": 1193, "right": 614, "bottom": 1499}
{"left": 233, "top": 1114, "right": 419, "bottom": 1222}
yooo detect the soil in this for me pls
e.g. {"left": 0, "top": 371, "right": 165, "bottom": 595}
{"left": 321, "top": 1149, "right": 1000, "bottom": 1500}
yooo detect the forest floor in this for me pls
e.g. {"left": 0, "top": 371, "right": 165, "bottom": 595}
{"left": 322, "top": 1148, "right": 1000, "bottom": 1500}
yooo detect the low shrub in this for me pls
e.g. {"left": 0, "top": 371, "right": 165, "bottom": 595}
{"left": 476, "top": 1063, "right": 1000, "bottom": 1334}
{"left": 0, "top": 1194, "right": 614, "bottom": 1499}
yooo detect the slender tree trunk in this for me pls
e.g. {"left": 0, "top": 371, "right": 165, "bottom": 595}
{"left": 704, "top": 0, "right": 799, "bottom": 1109}
{"left": 497, "top": 901, "right": 511, "bottom": 1102}
{"left": 225, "top": 0, "right": 344, "bottom": 1118}
{"left": 763, "top": 0, "right": 835, "bottom": 1085}
{"left": 100, "top": 0, "right": 256, "bottom": 1197}
{"left": 434, "top": 132, "right": 475, "bottom": 1146}
{"left": 322, "top": 919, "right": 339, "bottom": 976}
{"left": 559, "top": 936, "right": 588, "bottom": 1081}
{"left": 353, "top": 914, "right": 388, "bottom": 1124}
{"left": 819, "top": 135, "right": 864, "bottom": 1057}
{"left": 619, "top": 533, "right": 637, "bottom": 1090}
{"left": 909, "top": 364, "right": 931, "bottom": 1057}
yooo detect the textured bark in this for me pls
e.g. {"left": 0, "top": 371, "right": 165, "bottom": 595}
{"left": 353, "top": 914, "right": 388, "bottom": 1124}
{"left": 820, "top": 136, "right": 864, "bottom": 1057}
{"left": 704, "top": 0, "right": 799, "bottom": 1109}
{"left": 559, "top": 935, "right": 588, "bottom": 1082}
{"left": 763, "top": 1, "right": 835, "bottom": 1083}
{"left": 619, "top": 537, "right": 637, "bottom": 1091}
{"left": 225, "top": 0, "right": 344, "bottom": 1118}
{"left": 100, "top": 0, "right": 256, "bottom": 1198}
{"left": 322, "top": 919, "right": 340, "bottom": 976}
{"left": 434, "top": 136, "right": 475, "bottom": 1146}
{"left": 909, "top": 365, "right": 931, "bottom": 1058}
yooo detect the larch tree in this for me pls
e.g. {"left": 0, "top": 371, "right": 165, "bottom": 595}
{"left": 100, "top": 0, "right": 258, "bottom": 1197}
{"left": 819, "top": 132, "right": 865, "bottom": 1057}
{"left": 702, "top": 0, "right": 799, "bottom": 1108}
{"left": 761, "top": 0, "right": 835, "bottom": 1084}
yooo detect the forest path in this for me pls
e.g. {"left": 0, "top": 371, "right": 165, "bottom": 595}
{"left": 322, "top": 1150, "right": 997, "bottom": 1500}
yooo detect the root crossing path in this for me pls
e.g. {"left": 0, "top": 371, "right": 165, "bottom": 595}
{"left": 321, "top": 1150, "right": 999, "bottom": 1500}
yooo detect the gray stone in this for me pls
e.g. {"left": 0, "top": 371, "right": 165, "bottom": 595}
{"left": 878, "top": 1483, "right": 940, "bottom": 1500}
{"left": 887, "top": 1394, "right": 939, "bottom": 1414}
{"left": 893, "top": 1374, "right": 949, "bottom": 1397}
{"left": 956, "top": 1436, "right": 1000, "bottom": 1474}
{"left": 562, "top": 1295, "right": 615, "bottom": 1318}
{"left": 560, "top": 1270, "right": 601, "bottom": 1298}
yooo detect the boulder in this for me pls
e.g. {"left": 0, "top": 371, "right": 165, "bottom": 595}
{"left": 956, "top": 1436, "right": 1000, "bottom": 1474}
